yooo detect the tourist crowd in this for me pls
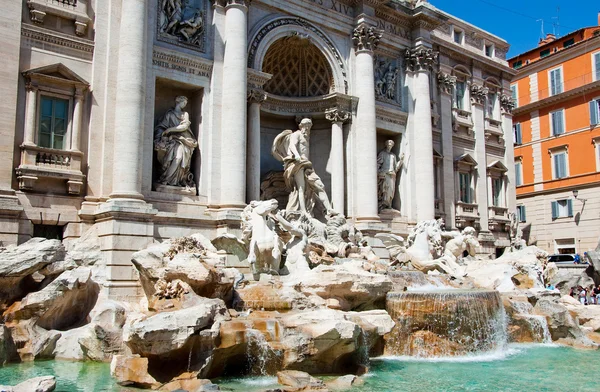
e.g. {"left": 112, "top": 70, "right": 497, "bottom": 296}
{"left": 569, "top": 285, "right": 600, "bottom": 305}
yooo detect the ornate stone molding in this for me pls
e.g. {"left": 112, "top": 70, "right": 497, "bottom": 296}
{"left": 27, "top": 0, "right": 91, "bottom": 36}
{"left": 157, "top": 0, "right": 207, "bottom": 52}
{"left": 261, "top": 92, "right": 358, "bottom": 117}
{"left": 352, "top": 23, "right": 382, "bottom": 53}
{"left": 404, "top": 47, "right": 438, "bottom": 72}
{"left": 247, "top": 89, "right": 267, "bottom": 104}
{"left": 325, "top": 108, "right": 351, "bottom": 123}
{"left": 500, "top": 94, "right": 515, "bottom": 114}
{"left": 152, "top": 47, "right": 213, "bottom": 78}
{"left": 247, "top": 69, "right": 273, "bottom": 90}
{"left": 21, "top": 24, "right": 94, "bottom": 61}
{"left": 470, "top": 84, "right": 488, "bottom": 106}
{"left": 437, "top": 72, "right": 456, "bottom": 95}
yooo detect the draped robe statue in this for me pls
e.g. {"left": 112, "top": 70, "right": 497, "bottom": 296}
{"left": 377, "top": 140, "right": 404, "bottom": 211}
{"left": 154, "top": 96, "right": 198, "bottom": 189}
{"left": 271, "top": 118, "right": 332, "bottom": 216}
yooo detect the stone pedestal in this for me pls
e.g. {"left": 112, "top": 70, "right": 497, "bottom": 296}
{"left": 93, "top": 199, "right": 158, "bottom": 301}
{"left": 154, "top": 183, "right": 196, "bottom": 196}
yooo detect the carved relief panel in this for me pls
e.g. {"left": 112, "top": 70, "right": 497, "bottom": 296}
{"left": 374, "top": 55, "right": 401, "bottom": 106}
{"left": 157, "top": 0, "right": 207, "bottom": 52}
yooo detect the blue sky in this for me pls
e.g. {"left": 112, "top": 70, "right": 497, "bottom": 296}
{"left": 429, "top": 0, "right": 600, "bottom": 57}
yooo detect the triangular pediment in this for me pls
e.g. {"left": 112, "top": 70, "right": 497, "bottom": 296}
{"left": 487, "top": 160, "right": 508, "bottom": 173}
{"left": 23, "top": 63, "right": 88, "bottom": 86}
{"left": 455, "top": 153, "right": 477, "bottom": 166}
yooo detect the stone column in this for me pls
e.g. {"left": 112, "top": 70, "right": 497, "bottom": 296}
{"left": 220, "top": 0, "right": 250, "bottom": 208}
{"left": 246, "top": 89, "right": 266, "bottom": 203}
{"left": 352, "top": 23, "right": 382, "bottom": 222}
{"left": 70, "top": 88, "right": 84, "bottom": 151}
{"left": 437, "top": 71, "right": 457, "bottom": 228}
{"left": 326, "top": 108, "right": 350, "bottom": 215}
{"left": 501, "top": 94, "right": 516, "bottom": 213}
{"left": 405, "top": 47, "right": 438, "bottom": 222}
{"left": 23, "top": 83, "right": 38, "bottom": 146}
{"left": 110, "top": 0, "right": 148, "bottom": 200}
{"left": 470, "top": 83, "right": 490, "bottom": 234}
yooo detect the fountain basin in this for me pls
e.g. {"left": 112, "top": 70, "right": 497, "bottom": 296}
{"left": 384, "top": 290, "right": 507, "bottom": 357}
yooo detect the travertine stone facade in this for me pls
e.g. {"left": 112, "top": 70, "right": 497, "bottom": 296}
{"left": 0, "top": 0, "right": 515, "bottom": 298}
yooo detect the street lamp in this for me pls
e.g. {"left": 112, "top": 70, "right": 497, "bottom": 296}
{"left": 573, "top": 190, "right": 587, "bottom": 203}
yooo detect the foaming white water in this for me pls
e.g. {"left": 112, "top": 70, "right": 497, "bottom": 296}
{"left": 375, "top": 347, "right": 523, "bottom": 363}
{"left": 232, "top": 376, "right": 278, "bottom": 386}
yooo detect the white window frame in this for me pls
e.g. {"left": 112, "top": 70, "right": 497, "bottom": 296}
{"left": 548, "top": 66, "right": 564, "bottom": 96}
{"left": 593, "top": 51, "right": 600, "bottom": 82}
{"left": 593, "top": 137, "right": 600, "bottom": 172}
{"left": 485, "top": 43, "right": 495, "bottom": 58}
{"left": 510, "top": 84, "right": 518, "bottom": 107}
{"left": 549, "top": 146, "right": 569, "bottom": 180}
{"left": 513, "top": 122, "right": 522, "bottom": 145}
{"left": 515, "top": 159, "right": 523, "bottom": 186}
{"left": 590, "top": 96, "right": 600, "bottom": 127}
{"left": 453, "top": 28, "right": 464, "bottom": 45}
{"left": 35, "top": 90, "right": 73, "bottom": 150}
{"left": 550, "top": 108, "right": 565, "bottom": 136}
{"left": 516, "top": 205, "right": 526, "bottom": 222}
{"left": 551, "top": 199, "right": 574, "bottom": 220}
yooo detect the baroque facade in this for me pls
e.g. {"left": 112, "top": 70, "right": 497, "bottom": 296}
{"left": 510, "top": 16, "right": 600, "bottom": 255}
{"left": 0, "top": 0, "right": 515, "bottom": 298}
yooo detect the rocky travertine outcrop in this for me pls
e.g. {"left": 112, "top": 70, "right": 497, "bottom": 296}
{"left": 277, "top": 370, "right": 328, "bottom": 391}
{"left": 466, "top": 246, "right": 547, "bottom": 292}
{"left": 0, "top": 238, "right": 66, "bottom": 310}
{"left": 131, "top": 235, "right": 239, "bottom": 307}
{"left": 0, "top": 325, "right": 19, "bottom": 364}
{"left": 286, "top": 261, "right": 393, "bottom": 311}
{"left": 111, "top": 354, "right": 158, "bottom": 388}
{"left": 0, "top": 376, "right": 56, "bottom": 392}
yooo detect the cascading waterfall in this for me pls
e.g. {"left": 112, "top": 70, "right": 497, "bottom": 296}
{"left": 384, "top": 290, "right": 508, "bottom": 357}
{"left": 245, "top": 329, "right": 276, "bottom": 375}
{"left": 507, "top": 300, "right": 552, "bottom": 343}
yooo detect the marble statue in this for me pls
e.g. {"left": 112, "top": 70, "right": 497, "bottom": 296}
{"left": 378, "top": 219, "right": 479, "bottom": 278}
{"left": 272, "top": 118, "right": 333, "bottom": 216}
{"left": 508, "top": 212, "right": 526, "bottom": 251}
{"left": 159, "top": 0, "right": 204, "bottom": 46}
{"left": 154, "top": 96, "right": 198, "bottom": 189}
{"left": 377, "top": 140, "right": 404, "bottom": 211}
{"left": 241, "top": 199, "right": 285, "bottom": 278}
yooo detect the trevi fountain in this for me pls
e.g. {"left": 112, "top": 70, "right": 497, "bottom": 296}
{"left": 1, "top": 115, "right": 600, "bottom": 391}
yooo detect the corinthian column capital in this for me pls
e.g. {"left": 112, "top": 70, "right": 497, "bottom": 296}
{"left": 247, "top": 89, "right": 267, "bottom": 104}
{"left": 437, "top": 72, "right": 456, "bottom": 95}
{"left": 352, "top": 23, "right": 383, "bottom": 53}
{"left": 404, "top": 47, "right": 438, "bottom": 72}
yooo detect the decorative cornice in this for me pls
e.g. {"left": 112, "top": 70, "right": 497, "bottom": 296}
{"left": 512, "top": 80, "right": 600, "bottom": 116}
{"left": 437, "top": 72, "right": 456, "bottom": 95}
{"left": 21, "top": 23, "right": 94, "bottom": 60}
{"left": 352, "top": 23, "right": 383, "bottom": 53}
{"left": 325, "top": 108, "right": 351, "bottom": 123}
{"left": 470, "top": 84, "right": 488, "bottom": 105}
{"left": 404, "top": 47, "right": 438, "bottom": 72}
{"left": 261, "top": 92, "right": 358, "bottom": 117}
{"left": 247, "top": 69, "right": 272, "bottom": 90}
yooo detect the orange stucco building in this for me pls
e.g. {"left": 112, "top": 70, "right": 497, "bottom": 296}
{"left": 509, "top": 16, "right": 600, "bottom": 255}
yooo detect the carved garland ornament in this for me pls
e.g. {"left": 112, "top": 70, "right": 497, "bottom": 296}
{"left": 352, "top": 23, "right": 383, "bottom": 52}
{"left": 325, "top": 108, "right": 351, "bottom": 123}
{"left": 404, "top": 47, "right": 438, "bottom": 72}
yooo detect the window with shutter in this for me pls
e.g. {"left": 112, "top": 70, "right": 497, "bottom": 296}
{"left": 553, "top": 199, "right": 572, "bottom": 219}
{"left": 567, "top": 199, "right": 574, "bottom": 217}
{"left": 551, "top": 201, "right": 558, "bottom": 219}
{"left": 517, "top": 205, "right": 526, "bottom": 222}
{"left": 514, "top": 123, "right": 522, "bottom": 145}
{"left": 550, "top": 68, "right": 563, "bottom": 96}
{"left": 551, "top": 110, "right": 564, "bottom": 135}
{"left": 553, "top": 151, "right": 567, "bottom": 179}
{"left": 515, "top": 162, "right": 522, "bottom": 186}
{"left": 591, "top": 99, "right": 600, "bottom": 126}
{"left": 595, "top": 53, "right": 600, "bottom": 81}
{"left": 454, "top": 81, "right": 466, "bottom": 110}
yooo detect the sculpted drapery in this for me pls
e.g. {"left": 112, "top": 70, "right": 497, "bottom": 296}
{"left": 154, "top": 96, "right": 198, "bottom": 189}
{"left": 377, "top": 140, "right": 404, "bottom": 211}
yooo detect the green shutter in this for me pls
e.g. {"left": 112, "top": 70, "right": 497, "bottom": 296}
{"left": 521, "top": 206, "right": 527, "bottom": 222}
{"left": 568, "top": 199, "right": 574, "bottom": 217}
{"left": 595, "top": 53, "right": 600, "bottom": 81}
{"left": 551, "top": 201, "right": 558, "bottom": 219}
{"left": 591, "top": 100, "right": 599, "bottom": 126}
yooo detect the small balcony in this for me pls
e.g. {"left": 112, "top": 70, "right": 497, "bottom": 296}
{"left": 488, "top": 205, "right": 510, "bottom": 232}
{"left": 27, "top": 0, "right": 90, "bottom": 36}
{"left": 455, "top": 201, "right": 480, "bottom": 229}
{"left": 484, "top": 117, "right": 504, "bottom": 143}
{"left": 16, "top": 145, "right": 85, "bottom": 195}
{"left": 452, "top": 108, "right": 473, "bottom": 133}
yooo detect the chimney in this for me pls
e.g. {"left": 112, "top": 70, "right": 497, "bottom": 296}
{"left": 597, "top": 11, "right": 600, "bottom": 26}
{"left": 538, "top": 33, "right": 556, "bottom": 47}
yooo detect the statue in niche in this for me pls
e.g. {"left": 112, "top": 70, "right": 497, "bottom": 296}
{"left": 154, "top": 96, "right": 198, "bottom": 189}
{"left": 272, "top": 118, "right": 333, "bottom": 216}
{"left": 159, "top": 0, "right": 204, "bottom": 47}
{"left": 377, "top": 140, "right": 404, "bottom": 211}
{"left": 374, "top": 57, "right": 399, "bottom": 102}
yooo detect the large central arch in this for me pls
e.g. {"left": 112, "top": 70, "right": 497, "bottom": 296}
{"left": 248, "top": 17, "right": 348, "bottom": 94}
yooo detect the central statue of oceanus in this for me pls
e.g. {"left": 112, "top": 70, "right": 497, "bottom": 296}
{"left": 272, "top": 118, "right": 332, "bottom": 216}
